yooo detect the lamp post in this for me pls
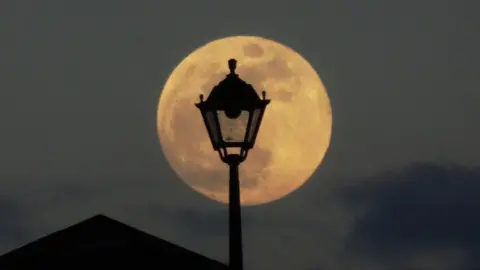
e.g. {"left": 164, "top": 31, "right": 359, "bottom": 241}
{"left": 195, "top": 59, "right": 270, "bottom": 270}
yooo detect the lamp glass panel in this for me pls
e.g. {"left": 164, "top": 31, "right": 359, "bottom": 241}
{"left": 217, "top": 110, "right": 249, "bottom": 143}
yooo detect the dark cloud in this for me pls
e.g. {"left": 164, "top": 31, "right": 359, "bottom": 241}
{"left": 1, "top": 163, "right": 479, "bottom": 270}
{"left": 166, "top": 163, "right": 480, "bottom": 269}
{"left": 167, "top": 207, "right": 300, "bottom": 238}
{"left": 0, "top": 197, "right": 33, "bottom": 251}
{"left": 172, "top": 208, "right": 228, "bottom": 237}
{"left": 341, "top": 163, "right": 480, "bottom": 269}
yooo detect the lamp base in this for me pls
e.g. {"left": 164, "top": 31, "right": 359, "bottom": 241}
{"left": 224, "top": 154, "right": 243, "bottom": 165}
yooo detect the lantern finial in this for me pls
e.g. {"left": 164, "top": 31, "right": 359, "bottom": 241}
{"left": 228, "top": 59, "right": 237, "bottom": 75}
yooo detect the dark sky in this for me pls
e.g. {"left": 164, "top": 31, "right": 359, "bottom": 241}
{"left": 1, "top": 1, "right": 479, "bottom": 269}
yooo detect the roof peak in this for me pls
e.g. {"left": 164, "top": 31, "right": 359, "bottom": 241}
{"left": 0, "top": 214, "right": 228, "bottom": 268}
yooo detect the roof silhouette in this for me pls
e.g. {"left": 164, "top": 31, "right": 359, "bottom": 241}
{"left": 0, "top": 214, "right": 228, "bottom": 269}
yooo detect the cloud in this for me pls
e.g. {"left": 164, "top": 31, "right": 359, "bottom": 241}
{"left": 1, "top": 163, "right": 479, "bottom": 270}
{"left": 168, "top": 163, "right": 480, "bottom": 270}
{"left": 0, "top": 197, "right": 34, "bottom": 252}
{"left": 341, "top": 163, "right": 480, "bottom": 270}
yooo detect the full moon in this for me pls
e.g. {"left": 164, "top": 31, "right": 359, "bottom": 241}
{"left": 157, "top": 36, "right": 332, "bottom": 205}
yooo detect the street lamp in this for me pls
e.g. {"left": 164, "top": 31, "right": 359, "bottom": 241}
{"left": 195, "top": 59, "right": 270, "bottom": 270}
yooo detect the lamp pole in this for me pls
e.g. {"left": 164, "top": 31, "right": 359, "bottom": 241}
{"left": 195, "top": 59, "right": 270, "bottom": 270}
{"left": 227, "top": 154, "right": 243, "bottom": 270}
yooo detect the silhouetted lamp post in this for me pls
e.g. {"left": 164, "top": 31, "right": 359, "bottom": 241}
{"left": 195, "top": 59, "right": 270, "bottom": 270}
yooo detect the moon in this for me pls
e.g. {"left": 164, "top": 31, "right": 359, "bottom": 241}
{"left": 157, "top": 36, "right": 332, "bottom": 206}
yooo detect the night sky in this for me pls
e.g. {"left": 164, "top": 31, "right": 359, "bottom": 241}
{"left": 1, "top": 1, "right": 479, "bottom": 269}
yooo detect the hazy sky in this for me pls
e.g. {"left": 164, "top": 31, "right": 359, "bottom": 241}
{"left": 1, "top": 1, "right": 479, "bottom": 269}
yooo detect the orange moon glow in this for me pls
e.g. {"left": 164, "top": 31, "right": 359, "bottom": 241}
{"left": 157, "top": 36, "right": 332, "bottom": 206}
